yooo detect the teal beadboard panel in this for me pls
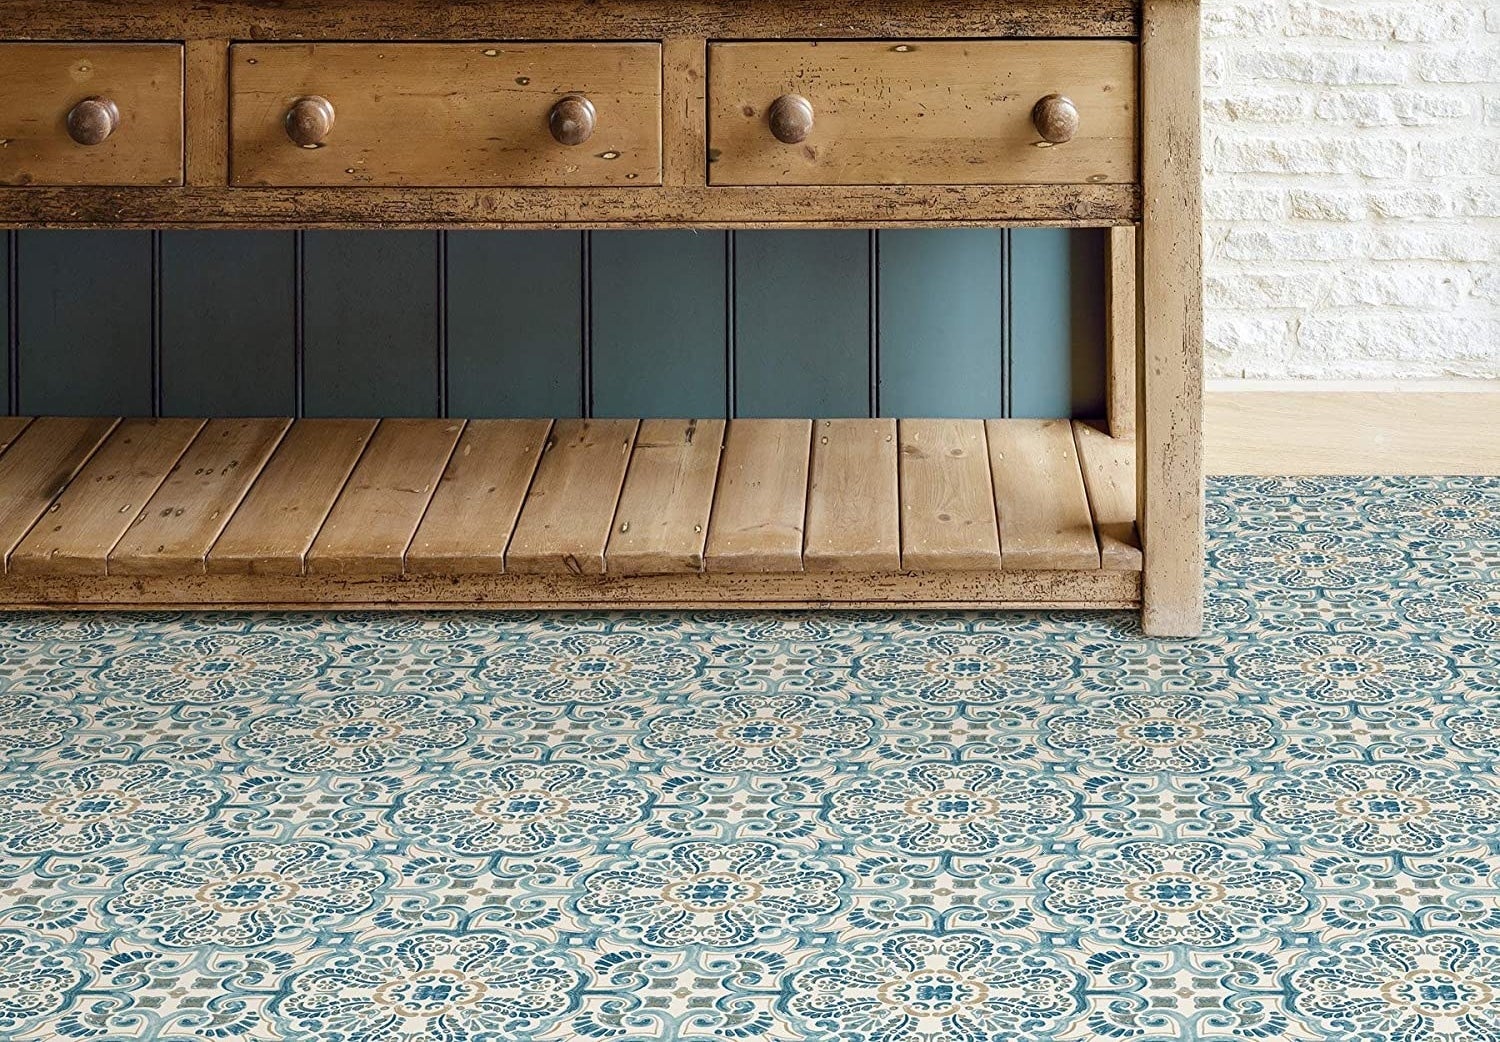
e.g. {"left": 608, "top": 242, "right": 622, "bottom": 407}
{"left": 16, "top": 230, "right": 153, "bottom": 416}
{"left": 1009, "top": 227, "right": 1108, "bottom": 419}
{"left": 302, "top": 230, "right": 439, "bottom": 418}
{"left": 734, "top": 230, "right": 870, "bottom": 418}
{"left": 877, "top": 228, "right": 1005, "bottom": 418}
{"left": 590, "top": 230, "right": 727, "bottom": 418}
{"left": 160, "top": 231, "right": 297, "bottom": 417}
{"left": 447, "top": 231, "right": 584, "bottom": 419}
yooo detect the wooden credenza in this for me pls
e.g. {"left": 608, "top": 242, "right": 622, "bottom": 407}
{"left": 0, "top": 0, "right": 1204, "bottom": 636}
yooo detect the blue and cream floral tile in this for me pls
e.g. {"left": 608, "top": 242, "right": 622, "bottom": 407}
{"left": 1, "top": 475, "right": 1499, "bottom": 1041}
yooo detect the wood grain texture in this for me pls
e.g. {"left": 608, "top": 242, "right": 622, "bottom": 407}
{"left": 506, "top": 418, "right": 638, "bottom": 575}
{"left": 185, "top": 40, "right": 229, "bottom": 186}
{"left": 1073, "top": 419, "right": 1142, "bottom": 570}
{"left": 208, "top": 419, "right": 376, "bottom": 575}
{"left": 709, "top": 41, "right": 1136, "bottom": 186}
{"left": 663, "top": 38, "right": 707, "bottom": 188}
{"left": 607, "top": 418, "right": 726, "bottom": 575}
{"left": 9, "top": 418, "right": 203, "bottom": 576}
{"left": 804, "top": 419, "right": 901, "bottom": 572}
{"left": 405, "top": 419, "right": 552, "bottom": 575}
{"left": 0, "top": 184, "right": 1140, "bottom": 229}
{"left": 986, "top": 418, "right": 1099, "bottom": 571}
{"left": 0, "top": 416, "right": 117, "bottom": 569}
{"left": 898, "top": 419, "right": 1002, "bottom": 571}
{"left": 306, "top": 419, "right": 463, "bottom": 577}
{"left": 1139, "top": 0, "right": 1205, "bottom": 637}
{"left": 0, "top": 417, "right": 32, "bottom": 455}
{"left": 704, "top": 419, "right": 811, "bottom": 573}
{"left": 0, "top": 569, "right": 1141, "bottom": 611}
{"left": 231, "top": 43, "right": 662, "bottom": 188}
{"left": 0, "top": 43, "right": 183, "bottom": 187}
{"left": 109, "top": 418, "right": 290, "bottom": 575}
{"left": 1107, "top": 225, "right": 1137, "bottom": 438}
{"left": 0, "top": 1, "right": 1139, "bottom": 42}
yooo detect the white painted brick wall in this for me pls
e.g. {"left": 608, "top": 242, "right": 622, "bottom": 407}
{"left": 1202, "top": 0, "right": 1500, "bottom": 379}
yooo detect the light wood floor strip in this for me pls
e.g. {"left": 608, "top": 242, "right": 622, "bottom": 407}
{"left": 1073, "top": 419, "right": 1143, "bottom": 571}
{"left": 898, "top": 418, "right": 1002, "bottom": 571}
{"left": 0, "top": 417, "right": 33, "bottom": 456}
{"left": 0, "top": 416, "right": 118, "bottom": 571}
{"left": 704, "top": 418, "right": 811, "bottom": 573}
{"left": 305, "top": 419, "right": 464, "bottom": 577}
{"left": 987, "top": 418, "right": 1100, "bottom": 571}
{"left": 208, "top": 419, "right": 378, "bottom": 576}
{"left": 804, "top": 418, "right": 900, "bottom": 572}
{"left": 608, "top": 418, "right": 726, "bottom": 575}
{"left": 507, "top": 419, "right": 639, "bottom": 575}
{"left": 10, "top": 418, "right": 205, "bottom": 576}
{"left": 405, "top": 418, "right": 553, "bottom": 575}
{"left": 109, "top": 418, "right": 291, "bottom": 576}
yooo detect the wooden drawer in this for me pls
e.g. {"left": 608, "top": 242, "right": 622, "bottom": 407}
{"left": 708, "top": 41, "right": 1136, "bottom": 186}
{"left": 230, "top": 43, "right": 662, "bottom": 187}
{"left": 0, "top": 44, "right": 183, "bottom": 187}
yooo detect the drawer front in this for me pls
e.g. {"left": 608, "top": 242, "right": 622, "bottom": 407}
{"left": 0, "top": 44, "right": 183, "bottom": 187}
{"left": 708, "top": 41, "right": 1136, "bottom": 186}
{"left": 230, "top": 43, "right": 662, "bottom": 187}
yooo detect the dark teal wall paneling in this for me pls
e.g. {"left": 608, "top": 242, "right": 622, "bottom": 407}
{"left": 1, "top": 228, "right": 1107, "bottom": 421}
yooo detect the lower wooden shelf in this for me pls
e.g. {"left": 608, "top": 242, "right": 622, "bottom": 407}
{"left": 0, "top": 415, "right": 1139, "bottom": 609}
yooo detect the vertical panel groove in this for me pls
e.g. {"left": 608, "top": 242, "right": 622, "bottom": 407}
{"left": 150, "top": 231, "right": 163, "bottom": 418}
{"left": 869, "top": 230, "right": 880, "bottom": 419}
{"left": 725, "top": 231, "right": 737, "bottom": 419}
{"left": 581, "top": 231, "right": 593, "bottom": 419}
{"left": 436, "top": 230, "right": 449, "bottom": 418}
{"left": 1001, "top": 229, "right": 1013, "bottom": 418}
{"left": 6, "top": 231, "right": 16, "bottom": 416}
{"left": 293, "top": 231, "right": 306, "bottom": 420}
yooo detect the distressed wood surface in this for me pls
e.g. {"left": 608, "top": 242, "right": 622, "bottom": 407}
{"left": 405, "top": 419, "right": 551, "bottom": 575}
{"left": 507, "top": 418, "right": 639, "bottom": 575}
{"left": 185, "top": 40, "right": 229, "bottom": 186}
{"left": 1073, "top": 419, "right": 1143, "bottom": 570}
{"left": 1139, "top": 0, "right": 1205, "bottom": 636}
{"left": 898, "top": 418, "right": 1002, "bottom": 571}
{"left": 109, "top": 417, "right": 290, "bottom": 575}
{"left": 0, "top": 43, "right": 183, "bottom": 187}
{"left": 986, "top": 418, "right": 1099, "bottom": 571}
{"left": 0, "top": 417, "right": 33, "bottom": 455}
{"left": 0, "top": 417, "right": 118, "bottom": 569}
{"left": 208, "top": 419, "right": 376, "bottom": 575}
{"left": 0, "top": 1, "right": 1139, "bottom": 42}
{"left": 704, "top": 419, "right": 811, "bottom": 573}
{"left": 804, "top": 419, "right": 901, "bottom": 572}
{"left": 608, "top": 418, "right": 726, "bottom": 575}
{"left": 710, "top": 41, "right": 1137, "bottom": 187}
{"left": 1107, "top": 225, "right": 1137, "bottom": 438}
{"left": 9, "top": 418, "right": 203, "bottom": 575}
{"left": 305, "top": 419, "right": 463, "bottom": 577}
{"left": 231, "top": 43, "right": 662, "bottom": 188}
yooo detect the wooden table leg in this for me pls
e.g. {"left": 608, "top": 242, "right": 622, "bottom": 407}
{"left": 1138, "top": 0, "right": 1204, "bottom": 637}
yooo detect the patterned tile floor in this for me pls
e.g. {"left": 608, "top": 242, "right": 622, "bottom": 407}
{"left": 1, "top": 476, "right": 1498, "bottom": 1041}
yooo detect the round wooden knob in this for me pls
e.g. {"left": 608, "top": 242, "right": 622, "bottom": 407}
{"left": 769, "top": 94, "right": 814, "bottom": 144}
{"left": 549, "top": 94, "right": 596, "bottom": 146}
{"left": 285, "top": 95, "right": 336, "bottom": 148}
{"left": 1032, "top": 94, "right": 1080, "bottom": 144}
{"left": 66, "top": 97, "right": 119, "bottom": 146}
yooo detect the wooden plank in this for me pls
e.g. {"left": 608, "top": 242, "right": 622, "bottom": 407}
{"left": 898, "top": 418, "right": 1001, "bottom": 571}
{"left": 0, "top": 417, "right": 33, "bottom": 456}
{"left": 305, "top": 419, "right": 463, "bottom": 577}
{"left": 1107, "top": 225, "right": 1137, "bottom": 438}
{"left": 662, "top": 38, "right": 707, "bottom": 188}
{"left": 207, "top": 418, "right": 376, "bottom": 575}
{"left": 986, "top": 419, "right": 1099, "bottom": 571}
{"left": 1139, "top": 0, "right": 1205, "bottom": 637}
{"left": 405, "top": 419, "right": 552, "bottom": 575}
{"left": 506, "top": 418, "right": 638, "bottom": 575}
{"left": 805, "top": 419, "right": 900, "bottom": 572}
{"left": 185, "top": 39, "right": 229, "bottom": 186}
{"left": 108, "top": 418, "right": 291, "bottom": 576}
{"left": 705, "top": 419, "right": 810, "bottom": 573}
{"left": 0, "top": 569, "right": 1142, "bottom": 612}
{"left": 9, "top": 418, "right": 204, "bottom": 576}
{"left": 607, "top": 418, "right": 725, "bottom": 575}
{"left": 1073, "top": 420, "right": 1142, "bottom": 571}
{"left": 0, "top": 416, "right": 117, "bottom": 568}
{"left": 709, "top": 41, "right": 1136, "bottom": 187}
